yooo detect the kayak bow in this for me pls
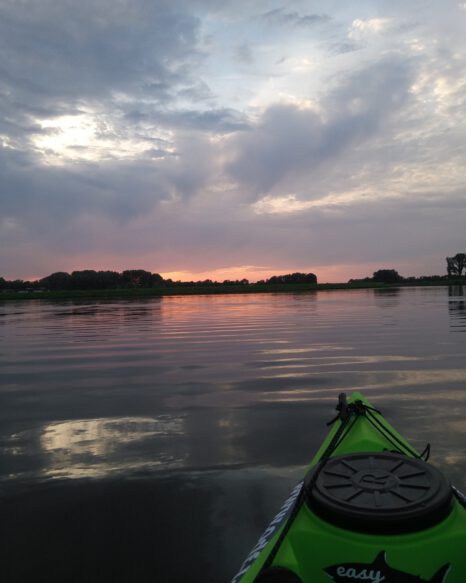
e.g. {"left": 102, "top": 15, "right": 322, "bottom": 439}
{"left": 232, "top": 392, "right": 466, "bottom": 583}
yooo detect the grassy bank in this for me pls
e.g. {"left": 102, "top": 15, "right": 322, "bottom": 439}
{"left": 1, "top": 279, "right": 464, "bottom": 301}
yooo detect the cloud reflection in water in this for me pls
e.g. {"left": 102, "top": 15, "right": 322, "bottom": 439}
{"left": 40, "top": 415, "right": 186, "bottom": 478}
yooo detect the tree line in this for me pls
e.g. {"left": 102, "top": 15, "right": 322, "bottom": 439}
{"left": 349, "top": 253, "right": 466, "bottom": 284}
{"left": 0, "top": 270, "right": 318, "bottom": 292}
{"left": 446, "top": 253, "right": 466, "bottom": 277}
{"left": 2, "top": 255, "right": 464, "bottom": 291}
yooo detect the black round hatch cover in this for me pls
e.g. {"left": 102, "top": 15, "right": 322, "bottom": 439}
{"left": 305, "top": 452, "right": 452, "bottom": 533}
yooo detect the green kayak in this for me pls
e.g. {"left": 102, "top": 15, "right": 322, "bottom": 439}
{"left": 231, "top": 392, "right": 466, "bottom": 583}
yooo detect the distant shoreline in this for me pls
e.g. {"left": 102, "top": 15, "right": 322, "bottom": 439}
{"left": 1, "top": 279, "right": 464, "bottom": 301}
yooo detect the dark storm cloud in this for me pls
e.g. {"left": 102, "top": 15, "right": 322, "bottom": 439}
{"left": 0, "top": 0, "right": 221, "bottom": 242}
{"left": 0, "top": 89, "right": 67, "bottom": 149}
{"left": 228, "top": 56, "right": 415, "bottom": 195}
{"left": 0, "top": 152, "right": 166, "bottom": 228}
{"left": 0, "top": 0, "right": 201, "bottom": 114}
{"left": 0, "top": 0, "right": 197, "bottom": 100}
{"left": 0, "top": 134, "right": 222, "bottom": 256}
{"left": 0, "top": 135, "right": 221, "bottom": 234}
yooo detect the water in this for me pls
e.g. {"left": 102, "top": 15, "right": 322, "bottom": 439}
{"left": 0, "top": 287, "right": 465, "bottom": 582}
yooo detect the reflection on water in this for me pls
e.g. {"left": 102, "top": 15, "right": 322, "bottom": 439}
{"left": 0, "top": 288, "right": 466, "bottom": 582}
{"left": 0, "top": 467, "right": 300, "bottom": 583}
{"left": 40, "top": 416, "right": 186, "bottom": 478}
{"left": 373, "top": 286, "right": 402, "bottom": 309}
{"left": 449, "top": 285, "right": 466, "bottom": 331}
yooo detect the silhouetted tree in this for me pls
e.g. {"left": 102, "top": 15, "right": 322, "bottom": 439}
{"left": 372, "top": 269, "right": 403, "bottom": 284}
{"left": 266, "top": 272, "right": 317, "bottom": 284}
{"left": 222, "top": 279, "right": 249, "bottom": 285}
{"left": 40, "top": 272, "right": 72, "bottom": 290}
{"left": 70, "top": 270, "right": 99, "bottom": 290}
{"left": 10, "top": 279, "right": 27, "bottom": 291}
{"left": 95, "top": 271, "right": 122, "bottom": 289}
{"left": 446, "top": 254, "right": 466, "bottom": 277}
{"left": 121, "top": 270, "right": 164, "bottom": 288}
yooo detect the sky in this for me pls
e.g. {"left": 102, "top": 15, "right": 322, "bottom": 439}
{"left": 1, "top": 0, "right": 465, "bottom": 283}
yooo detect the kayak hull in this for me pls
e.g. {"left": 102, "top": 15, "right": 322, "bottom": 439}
{"left": 232, "top": 392, "right": 466, "bottom": 583}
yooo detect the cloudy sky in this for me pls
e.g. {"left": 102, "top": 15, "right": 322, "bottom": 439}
{"left": 1, "top": 0, "right": 465, "bottom": 282}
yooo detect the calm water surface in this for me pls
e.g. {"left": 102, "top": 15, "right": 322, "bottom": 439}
{"left": 1, "top": 287, "right": 465, "bottom": 582}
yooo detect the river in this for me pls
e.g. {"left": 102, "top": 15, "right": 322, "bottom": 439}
{"left": 0, "top": 286, "right": 465, "bottom": 581}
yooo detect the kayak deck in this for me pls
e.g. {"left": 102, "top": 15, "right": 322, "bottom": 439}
{"left": 232, "top": 392, "right": 466, "bottom": 583}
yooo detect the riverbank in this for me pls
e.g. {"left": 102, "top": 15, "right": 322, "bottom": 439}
{"left": 1, "top": 279, "right": 464, "bottom": 301}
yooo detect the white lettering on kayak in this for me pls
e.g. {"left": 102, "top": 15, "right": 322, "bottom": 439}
{"left": 230, "top": 482, "right": 303, "bottom": 583}
{"left": 336, "top": 566, "right": 385, "bottom": 583}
